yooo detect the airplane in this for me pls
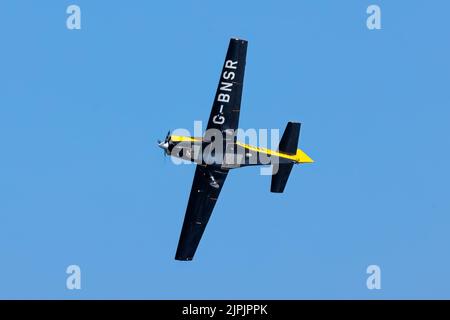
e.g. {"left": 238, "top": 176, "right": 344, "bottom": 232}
{"left": 158, "top": 38, "right": 313, "bottom": 261}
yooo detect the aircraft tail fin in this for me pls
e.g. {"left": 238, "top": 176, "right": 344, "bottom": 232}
{"left": 270, "top": 122, "right": 301, "bottom": 193}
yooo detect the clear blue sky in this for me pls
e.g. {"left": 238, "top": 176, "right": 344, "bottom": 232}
{"left": 1, "top": 0, "right": 449, "bottom": 299}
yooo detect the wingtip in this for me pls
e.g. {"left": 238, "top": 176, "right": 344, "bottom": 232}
{"left": 231, "top": 37, "right": 248, "bottom": 43}
{"left": 175, "top": 256, "right": 193, "bottom": 261}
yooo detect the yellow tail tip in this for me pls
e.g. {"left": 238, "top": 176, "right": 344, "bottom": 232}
{"left": 297, "top": 149, "right": 314, "bottom": 163}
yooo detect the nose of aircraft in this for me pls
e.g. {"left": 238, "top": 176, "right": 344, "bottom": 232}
{"left": 157, "top": 140, "right": 169, "bottom": 151}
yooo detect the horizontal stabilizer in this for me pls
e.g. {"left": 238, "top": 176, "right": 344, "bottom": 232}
{"left": 270, "top": 122, "right": 301, "bottom": 193}
{"left": 278, "top": 122, "right": 300, "bottom": 155}
{"left": 270, "top": 163, "right": 294, "bottom": 193}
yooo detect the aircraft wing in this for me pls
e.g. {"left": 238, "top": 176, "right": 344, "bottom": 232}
{"left": 175, "top": 165, "right": 229, "bottom": 260}
{"left": 206, "top": 38, "right": 247, "bottom": 133}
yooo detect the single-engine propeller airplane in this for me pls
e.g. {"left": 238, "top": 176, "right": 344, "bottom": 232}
{"left": 158, "top": 38, "right": 313, "bottom": 261}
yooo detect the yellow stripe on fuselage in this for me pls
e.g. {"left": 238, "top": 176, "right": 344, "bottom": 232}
{"left": 236, "top": 142, "right": 314, "bottom": 163}
{"left": 170, "top": 135, "right": 202, "bottom": 142}
{"left": 169, "top": 135, "right": 314, "bottom": 163}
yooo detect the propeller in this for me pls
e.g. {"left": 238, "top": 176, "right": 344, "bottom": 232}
{"left": 157, "top": 130, "right": 171, "bottom": 157}
{"left": 165, "top": 130, "right": 170, "bottom": 142}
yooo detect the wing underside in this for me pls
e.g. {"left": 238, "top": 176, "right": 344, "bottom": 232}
{"left": 175, "top": 39, "right": 247, "bottom": 261}
{"left": 206, "top": 38, "right": 247, "bottom": 133}
{"left": 175, "top": 165, "right": 228, "bottom": 260}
